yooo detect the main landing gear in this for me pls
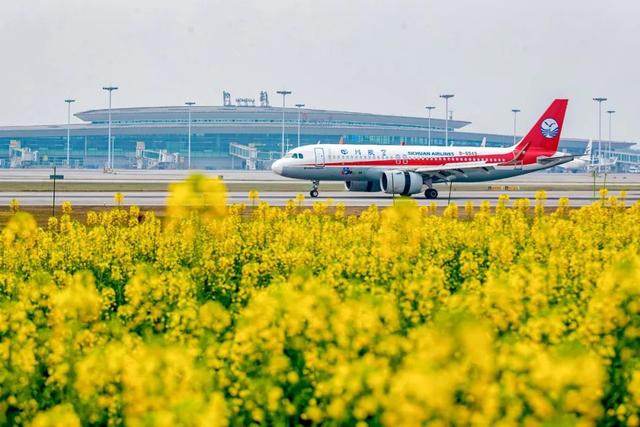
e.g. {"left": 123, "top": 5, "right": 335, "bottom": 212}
{"left": 310, "top": 180, "right": 320, "bottom": 198}
{"left": 424, "top": 188, "right": 438, "bottom": 199}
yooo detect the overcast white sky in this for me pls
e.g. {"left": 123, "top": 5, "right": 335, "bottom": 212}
{"left": 0, "top": 0, "right": 638, "bottom": 140}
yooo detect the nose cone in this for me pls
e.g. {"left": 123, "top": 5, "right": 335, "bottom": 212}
{"left": 271, "top": 159, "right": 284, "bottom": 175}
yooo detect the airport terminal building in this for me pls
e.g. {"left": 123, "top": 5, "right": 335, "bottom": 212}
{"left": 0, "top": 96, "right": 636, "bottom": 170}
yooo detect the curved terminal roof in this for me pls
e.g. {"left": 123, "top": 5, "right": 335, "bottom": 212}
{"left": 75, "top": 105, "right": 471, "bottom": 131}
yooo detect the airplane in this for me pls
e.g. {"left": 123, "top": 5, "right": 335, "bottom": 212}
{"left": 599, "top": 156, "right": 618, "bottom": 170}
{"left": 558, "top": 139, "right": 592, "bottom": 172}
{"left": 559, "top": 140, "right": 617, "bottom": 172}
{"left": 271, "top": 99, "right": 572, "bottom": 199}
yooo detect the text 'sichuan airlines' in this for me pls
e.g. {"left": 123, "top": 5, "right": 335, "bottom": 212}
{"left": 272, "top": 99, "right": 572, "bottom": 198}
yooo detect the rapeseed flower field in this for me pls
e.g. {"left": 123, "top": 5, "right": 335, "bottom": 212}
{"left": 1, "top": 174, "right": 640, "bottom": 426}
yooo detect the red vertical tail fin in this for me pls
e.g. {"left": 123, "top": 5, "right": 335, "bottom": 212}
{"left": 513, "top": 99, "right": 568, "bottom": 163}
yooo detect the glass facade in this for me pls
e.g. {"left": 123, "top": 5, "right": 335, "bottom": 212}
{"left": 0, "top": 133, "right": 519, "bottom": 169}
{"left": 0, "top": 105, "right": 624, "bottom": 169}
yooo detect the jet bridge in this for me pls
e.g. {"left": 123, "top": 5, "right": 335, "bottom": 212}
{"left": 230, "top": 143, "right": 260, "bottom": 170}
{"left": 133, "top": 141, "right": 181, "bottom": 169}
{"left": 9, "top": 140, "right": 39, "bottom": 168}
{"left": 229, "top": 142, "right": 282, "bottom": 170}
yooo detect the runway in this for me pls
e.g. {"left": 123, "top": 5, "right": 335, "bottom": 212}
{"left": 0, "top": 169, "right": 291, "bottom": 183}
{"left": 0, "top": 190, "right": 634, "bottom": 208}
{"left": 1, "top": 168, "right": 640, "bottom": 185}
{"left": 0, "top": 170, "right": 637, "bottom": 208}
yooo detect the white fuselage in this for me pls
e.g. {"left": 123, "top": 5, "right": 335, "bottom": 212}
{"left": 272, "top": 143, "right": 570, "bottom": 184}
{"left": 560, "top": 155, "right": 616, "bottom": 172}
{"left": 559, "top": 155, "right": 591, "bottom": 171}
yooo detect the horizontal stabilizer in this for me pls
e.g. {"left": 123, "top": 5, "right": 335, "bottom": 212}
{"left": 536, "top": 154, "right": 574, "bottom": 165}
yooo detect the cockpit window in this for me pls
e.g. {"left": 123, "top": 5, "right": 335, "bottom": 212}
{"left": 298, "top": 153, "right": 304, "bottom": 159}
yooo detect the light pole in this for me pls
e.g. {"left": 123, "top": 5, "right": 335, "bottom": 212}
{"left": 102, "top": 86, "right": 118, "bottom": 169}
{"left": 593, "top": 97, "right": 607, "bottom": 172}
{"left": 64, "top": 99, "right": 75, "bottom": 166}
{"left": 295, "top": 103, "right": 305, "bottom": 147}
{"left": 440, "top": 94, "right": 454, "bottom": 146}
{"left": 277, "top": 90, "right": 292, "bottom": 157}
{"left": 425, "top": 106, "right": 435, "bottom": 146}
{"left": 511, "top": 109, "right": 520, "bottom": 145}
{"left": 606, "top": 110, "right": 616, "bottom": 162}
{"left": 185, "top": 101, "right": 196, "bottom": 169}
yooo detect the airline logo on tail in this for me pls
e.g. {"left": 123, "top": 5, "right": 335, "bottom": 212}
{"left": 512, "top": 99, "right": 568, "bottom": 164}
{"left": 540, "top": 118, "right": 559, "bottom": 139}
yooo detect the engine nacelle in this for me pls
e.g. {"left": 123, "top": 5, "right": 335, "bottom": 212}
{"left": 380, "top": 170, "right": 423, "bottom": 195}
{"left": 345, "top": 180, "right": 382, "bottom": 192}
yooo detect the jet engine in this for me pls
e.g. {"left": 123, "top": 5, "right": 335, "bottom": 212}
{"left": 345, "top": 180, "right": 382, "bottom": 192}
{"left": 380, "top": 170, "right": 423, "bottom": 195}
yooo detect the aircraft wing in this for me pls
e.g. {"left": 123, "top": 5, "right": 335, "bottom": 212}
{"left": 413, "top": 162, "right": 495, "bottom": 182}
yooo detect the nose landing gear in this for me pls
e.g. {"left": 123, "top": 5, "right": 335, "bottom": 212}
{"left": 310, "top": 180, "right": 320, "bottom": 198}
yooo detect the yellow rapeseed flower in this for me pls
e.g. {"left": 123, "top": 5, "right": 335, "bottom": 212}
{"left": 9, "top": 198, "right": 19, "bottom": 214}
{"left": 0, "top": 175, "right": 638, "bottom": 426}
{"left": 114, "top": 192, "right": 124, "bottom": 206}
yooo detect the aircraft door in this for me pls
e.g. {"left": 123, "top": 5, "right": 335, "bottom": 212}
{"left": 314, "top": 147, "right": 325, "bottom": 167}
